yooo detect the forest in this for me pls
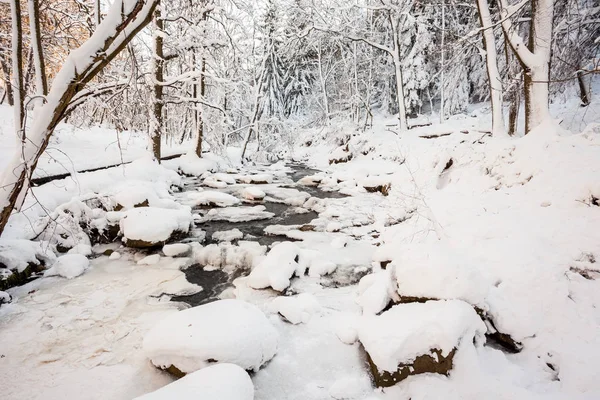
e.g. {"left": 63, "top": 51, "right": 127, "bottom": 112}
{"left": 0, "top": 0, "right": 599, "bottom": 399}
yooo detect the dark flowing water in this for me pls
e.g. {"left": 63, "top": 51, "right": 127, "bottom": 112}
{"left": 172, "top": 163, "right": 346, "bottom": 306}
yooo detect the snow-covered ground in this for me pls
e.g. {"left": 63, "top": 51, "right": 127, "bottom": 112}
{"left": 1, "top": 84, "right": 600, "bottom": 400}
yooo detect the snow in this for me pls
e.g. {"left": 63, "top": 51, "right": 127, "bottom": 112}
{"left": 200, "top": 205, "right": 275, "bottom": 223}
{"left": 109, "top": 251, "right": 122, "bottom": 260}
{"left": 67, "top": 243, "right": 93, "bottom": 256}
{"left": 270, "top": 293, "right": 320, "bottom": 324}
{"left": 192, "top": 241, "right": 265, "bottom": 270}
{"left": 358, "top": 300, "right": 486, "bottom": 372}
{"left": 0, "top": 239, "right": 56, "bottom": 272}
{"left": 178, "top": 152, "right": 218, "bottom": 176}
{"left": 133, "top": 363, "right": 254, "bottom": 400}
{"left": 44, "top": 254, "right": 90, "bottom": 279}
{"left": 185, "top": 191, "right": 240, "bottom": 207}
{"left": 143, "top": 299, "right": 279, "bottom": 373}
{"left": 162, "top": 243, "right": 190, "bottom": 257}
{"left": 248, "top": 242, "right": 300, "bottom": 291}
{"left": 238, "top": 173, "right": 273, "bottom": 184}
{"left": 241, "top": 186, "right": 266, "bottom": 200}
{"left": 137, "top": 254, "right": 161, "bottom": 265}
{"left": 212, "top": 228, "right": 244, "bottom": 242}
{"left": 120, "top": 207, "right": 192, "bottom": 245}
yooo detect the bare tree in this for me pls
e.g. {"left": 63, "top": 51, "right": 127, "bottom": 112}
{"left": 0, "top": 57, "right": 13, "bottom": 106}
{"left": 151, "top": 3, "right": 164, "bottom": 162}
{"left": 10, "top": 0, "right": 25, "bottom": 133}
{"left": 0, "top": 0, "right": 160, "bottom": 237}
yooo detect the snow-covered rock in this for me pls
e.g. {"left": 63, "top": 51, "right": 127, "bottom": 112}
{"left": 67, "top": 243, "right": 92, "bottom": 256}
{"left": 178, "top": 152, "right": 218, "bottom": 176}
{"left": 108, "top": 251, "right": 121, "bottom": 260}
{"left": 0, "top": 239, "right": 56, "bottom": 274}
{"left": 356, "top": 270, "right": 397, "bottom": 315}
{"left": 133, "top": 363, "right": 254, "bottom": 400}
{"left": 238, "top": 174, "right": 273, "bottom": 184}
{"left": 143, "top": 299, "right": 279, "bottom": 374}
{"left": 193, "top": 241, "right": 265, "bottom": 270}
{"left": 271, "top": 293, "right": 320, "bottom": 324}
{"left": 212, "top": 229, "right": 244, "bottom": 242}
{"left": 120, "top": 207, "right": 192, "bottom": 248}
{"left": 248, "top": 242, "right": 300, "bottom": 291}
{"left": 186, "top": 191, "right": 240, "bottom": 207}
{"left": 203, "top": 176, "right": 228, "bottom": 189}
{"left": 0, "top": 290, "right": 11, "bottom": 305}
{"left": 201, "top": 205, "right": 274, "bottom": 223}
{"left": 241, "top": 186, "right": 266, "bottom": 201}
{"left": 162, "top": 243, "right": 190, "bottom": 257}
{"left": 45, "top": 254, "right": 90, "bottom": 279}
{"left": 358, "top": 300, "right": 485, "bottom": 386}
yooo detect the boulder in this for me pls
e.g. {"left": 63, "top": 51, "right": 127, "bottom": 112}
{"left": 120, "top": 207, "right": 192, "bottom": 248}
{"left": 133, "top": 364, "right": 254, "bottom": 400}
{"left": 143, "top": 299, "right": 279, "bottom": 375}
{"left": 358, "top": 300, "right": 485, "bottom": 387}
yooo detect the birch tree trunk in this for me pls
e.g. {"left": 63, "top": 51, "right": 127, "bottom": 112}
{"left": 0, "top": 0, "right": 159, "bottom": 237}
{"left": 10, "top": 0, "right": 25, "bottom": 135}
{"left": 477, "top": 0, "right": 506, "bottom": 136}
{"left": 151, "top": 4, "right": 164, "bottom": 162}
{"left": 500, "top": 0, "right": 554, "bottom": 134}
{"left": 28, "top": 0, "right": 47, "bottom": 97}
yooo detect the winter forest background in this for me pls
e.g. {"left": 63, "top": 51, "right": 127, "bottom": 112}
{"left": 1, "top": 0, "right": 600, "bottom": 399}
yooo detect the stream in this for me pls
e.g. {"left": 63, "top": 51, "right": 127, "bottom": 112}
{"left": 172, "top": 164, "right": 349, "bottom": 306}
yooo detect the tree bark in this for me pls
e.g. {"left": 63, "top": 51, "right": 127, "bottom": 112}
{"left": 391, "top": 17, "right": 408, "bottom": 131}
{"left": 577, "top": 68, "right": 590, "bottom": 106}
{"left": 0, "top": 57, "right": 14, "bottom": 106}
{"left": 28, "top": 0, "right": 48, "bottom": 97}
{"left": 500, "top": 0, "right": 554, "bottom": 134}
{"left": 151, "top": 4, "right": 164, "bottom": 162}
{"left": 477, "top": 0, "right": 506, "bottom": 136}
{"left": 0, "top": 0, "right": 159, "bottom": 237}
{"left": 10, "top": 0, "right": 25, "bottom": 135}
{"left": 195, "top": 53, "right": 206, "bottom": 156}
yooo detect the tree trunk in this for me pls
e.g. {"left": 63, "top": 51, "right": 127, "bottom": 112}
{"left": 151, "top": 4, "right": 164, "bottom": 162}
{"left": 316, "top": 39, "right": 329, "bottom": 124}
{"left": 28, "top": 0, "right": 48, "bottom": 97}
{"left": 500, "top": 0, "right": 553, "bottom": 134}
{"left": 0, "top": 0, "right": 159, "bottom": 237}
{"left": 391, "top": 18, "right": 408, "bottom": 131}
{"left": 195, "top": 53, "right": 206, "bottom": 157}
{"left": 477, "top": 0, "right": 505, "bottom": 136}
{"left": 577, "top": 68, "right": 590, "bottom": 106}
{"left": 10, "top": 0, "right": 25, "bottom": 135}
{"left": 1, "top": 57, "right": 14, "bottom": 106}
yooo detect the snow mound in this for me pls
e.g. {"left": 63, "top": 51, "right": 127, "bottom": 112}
{"left": 186, "top": 191, "right": 240, "bottom": 207}
{"left": 193, "top": 241, "right": 265, "bottom": 270}
{"left": 133, "top": 363, "right": 254, "bottom": 400}
{"left": 238, "top": 174, "right": 273, "bottom": 184}
{"left": 212, "top": 229, "right": 244, "bottom": 242}
{"left": 67, "top": 243, "right": 92, "bottom": 256}
{"left": 0, "top": 239, "right": 56, "bottom": 272}
{"left": 356, "top": 270, "right": 398, "bottom": 315}
{"left": 201, "top": 205, "right": 275, "bottom": 223}
{"left": 0, "top": 290, "right": 12, "bottom": 305}
{"left": 120, "top": 207, "right": 192, "bottom": 247}
{"left": 248, "top": 242, "right": 300, "bottom": 291}
{"left": 178, "top": 152, "right": 218, "bottom": 176}
{"left": 163, "top": 243, "right": 190, "bottom": 257}
{"left": 358, "top": 300, "right": 486, "bottom": 372}
{"left": 143, "top": 299, "right": 279, "bottom": 373}
{"left": 241, "top": 186, "right": 266, "bottom": 201}
{"left": 271, "top": 293, "right": 320, "bottom": 324}
{"left": 203, "top": 176, "right": 229, "bottom": 189}
{"left": 45, "top": 254, "right": 90, "bottom": 279}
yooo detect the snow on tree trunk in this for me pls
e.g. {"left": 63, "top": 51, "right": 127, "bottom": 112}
{"left": 0, "top": 0, "right": 159, "bottom": 237}
{"left": 28, "top": 0, "right": 48, "bottom": 98}
{"left": 391, "top": 18, "right": 408, "bottom": 132}
{"left": 500, "top": 0, "right": 554, "bottom": 134}
{"left": 151, "top": 4, "right": 164, "bottom": 163}
{"left": 477, "top": 0, "right": 506, "bottom": 136}
{"left": 10, "top": 0, "right": 25, "bottom": 137}
{"left": 577, "top": 68, "right": 590, "bottom": 106}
